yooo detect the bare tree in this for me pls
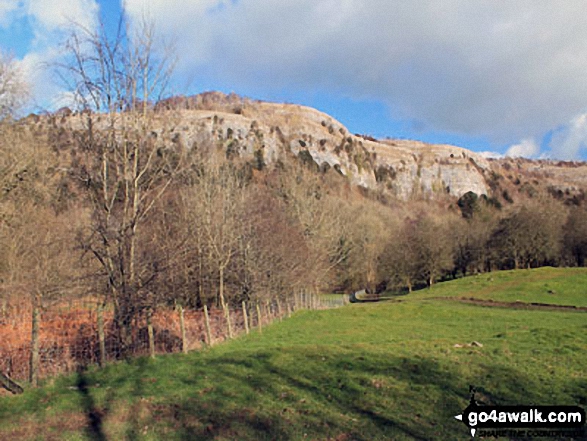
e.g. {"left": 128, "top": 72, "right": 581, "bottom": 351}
{"left": 490, "top": 201, "right": 564, "bottom": 269}
{"left": 238, "top": 186, "right": 314, "bottom": 302}
{"left": 186, "top": 155, "right": 248, "bottom": 337}
{"left": 275, "top": 163, "right": 354, "bottom": 291}
{"left": 344, "top": 201, "right": 390, "bottom": 292}
{"left": 564, "top": 205, "right": 587, "bottom": 266}
{"left": 416, "top": 213, "right": 456, "bottom": 286}
{"left": 0, "top": 51, "right": 28, "bottom": 120}
{"left": 380, "top": 217, "right": 422, "bottom": 292}
{"left": 61, "top": 14, "right": 179, "bottom": 356}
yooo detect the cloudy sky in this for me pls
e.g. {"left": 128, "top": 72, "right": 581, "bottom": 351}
{"left": 1, "top": 0, "right": 587, "bottom": 159}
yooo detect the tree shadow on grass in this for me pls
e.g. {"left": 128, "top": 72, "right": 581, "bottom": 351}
{"left": 67, "top": 346, "right": 586, "bottom": 440}
{"left": 164, "top": 348, "right": 586, "bottom": 441}
{"left": 75, "top": 356, "right": 159, "bottom": 440}
{"left": 167, "top": 350, "right": 468, "bottom": 440}
{"left": 75, "top": 368, "right": 110, "bottom": 441}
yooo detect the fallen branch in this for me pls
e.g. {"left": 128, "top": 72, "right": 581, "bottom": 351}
{"left": 0, "top": 371, "right": 24, "bottom": 394}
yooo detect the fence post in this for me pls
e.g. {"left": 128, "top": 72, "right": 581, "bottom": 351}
{"left": 225, "top": 308, "right": 233, "bottom": 339}
{"left": 265, "top": 301, "right": 271, "bottom": 323}
{"left": 204, "top": 305, "right": 213, "bottom": 346}
{"left": 286, "top": 301, "right": 292, "bottom": 318}
{"left": 178, "top": 305, "right": 187, "bottom": 354}
{"left": 147, "top": 309, "right": 155, "bottom": 359}
{"left": 222, "top": 303, "right": 233, "bottom": 339}
{"left": 97, "top": 303, "right": 106, "bottom": 367}
{"left": 30, "top": 305, "right": 40, "bottom": 387}
{"left": 256, "top": 303, "right": 263, "bottom": 334}
{"left": 242, "top": 301, "right": 249, "bottom": 334}
{"left": 276, "top": 298, "right": 283, "bottom": 321}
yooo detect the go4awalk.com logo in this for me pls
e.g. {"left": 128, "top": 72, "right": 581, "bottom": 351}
{"left": 454, "top": 387, "right": 586, "bottom": 438}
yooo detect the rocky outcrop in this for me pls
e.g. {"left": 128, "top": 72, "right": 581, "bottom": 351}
{"left": 150, "top": 93, "right": 492, "bottom": 199}
{"left": 55, "top": 92, "right": 587, "bottom": 202}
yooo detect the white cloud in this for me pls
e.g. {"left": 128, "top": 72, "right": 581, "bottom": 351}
{"left": 1, "top": 0, "right": 100, "bottom": 111}
{"left": 548, "top": 113, "right": 587, "bottom": 160}
{"left": 122, "top": 0, "right": 587, "bottom": 146}
{"left": 506, "top": 138, "right": 540, "bottom": 158}
{"left": 27, "top": 0, "right": 98, "bottom": 34}
{"left": 16, "top": 47, "right": 71, "bottom": 111}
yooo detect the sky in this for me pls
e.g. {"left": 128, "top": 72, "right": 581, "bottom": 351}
{"left": 1, "top": 0, "right": 587, "bottom": 160}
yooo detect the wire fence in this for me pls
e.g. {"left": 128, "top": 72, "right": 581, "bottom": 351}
{"left": 0, "top": 293, "right": 348, "bottom": 387}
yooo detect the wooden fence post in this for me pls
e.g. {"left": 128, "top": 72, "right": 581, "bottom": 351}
{"left": 30, "top": 305, "right": 40, "bottom": 387}
{"left": 276, "top": 298, "right": 283, "bottom": 321}
{"left": 178, "top": 305, "right": 187, "bottom": 354}
{"left": 225, "top": 308, "right": 233, "bottom": 339}
{"left": 97, "top": 304, "right": 106, "bottom": 367}
{"left": 222, "top": 303, "right": 232, "bottom": 338}
{"left": 204, "top": 305, "right": 213, "bottom": 347}
{"left": 256, "top": 303, "right": 263, "bottom": 334}
{"left": 147, "top": 310, "right": 155, "bottom": 359}
{"left": 242, "top": 301, "right": 249, "bottom": 334}
{"left": 265, "top": 301, "right": 271, "bottom": 323}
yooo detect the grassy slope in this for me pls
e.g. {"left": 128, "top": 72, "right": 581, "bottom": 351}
{"left": 410, "top": 266, "right": 587, "bottom": 307}
{"left": 1, "top": 268, "right": 586, "bottom": 440}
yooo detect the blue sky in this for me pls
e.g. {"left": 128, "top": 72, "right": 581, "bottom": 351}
{"left": 1, "top": 0, "right": 587, "bottom": 160}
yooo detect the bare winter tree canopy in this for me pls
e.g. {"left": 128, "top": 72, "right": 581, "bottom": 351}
{"left": 0, "top": 51, "right": 28, "bottom": 120}
{"left": 59, "top": 15, "right": 175, "bottom": 113}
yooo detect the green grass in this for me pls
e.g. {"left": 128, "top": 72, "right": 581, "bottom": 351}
{"left": 410, "top": 266, "right": 587, "bottom": 307}
{"left": 1, "top": 268, "right": 586, "bottom": 440}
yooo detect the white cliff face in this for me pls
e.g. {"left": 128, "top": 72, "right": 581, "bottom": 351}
{"left": 64, "top": 94, "right": 491, "bottom": 199}
{"left": 157, "top": 100, "right": 490, "bottom": 199}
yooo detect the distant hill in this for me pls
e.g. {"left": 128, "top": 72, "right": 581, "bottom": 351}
{"left": 24, "top": 91, "right": 587, "bottom": 205}
{"left": 153, "top": 91, "right": 587, "bottom": 205}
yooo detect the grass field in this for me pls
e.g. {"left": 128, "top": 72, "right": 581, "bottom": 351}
{"left": 1, "top": 268, "right": 586, "bottom": 440}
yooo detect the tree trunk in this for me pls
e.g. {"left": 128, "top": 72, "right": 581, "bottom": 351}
{"left": 115, "top": 303, "right": 133, "bottom": 358}
{"left": 30, "top": 305, "right": 40, "bottom": 387}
